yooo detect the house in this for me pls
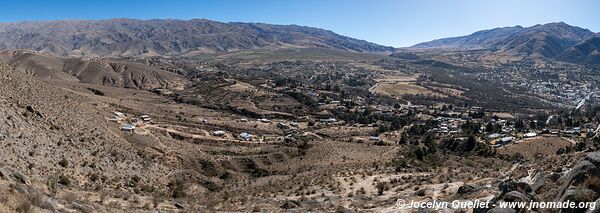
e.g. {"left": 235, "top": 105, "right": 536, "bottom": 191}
{"left": 122, "top": 123, "right": 135, "bottom": 133}
{"left": 140, "top": 115, "right": 152, "bottom": 122}
{"left": 258, "top": 118, "right": 272, "bottom": 123}
{"left": 212, "top": 130, "right": 226, "bottom": 137}
{"left": 437, "top": 126, "right": 449, "bottom": 134}
{"left": 240, "top": 132, "right": 253, "bottom": 141}
{"left": 369, "top": 136, "right": 380, "bottom": 142}
{"left": 320, "top": 118, "right": 337, "bottom": 124}
{"left": 336, "top": 105, "right": 347, "bottom": 110}
{"left": 524, "top": 132, "right": 537, "bottom": 138}
{"left": 114, "top": 112, "right": 125, "bottom": 118}
{"left": 498, "top": 136, "right": 514, "bottom": 144}
{"left": 487, "top": 133, "right": 502, "bottom": 139}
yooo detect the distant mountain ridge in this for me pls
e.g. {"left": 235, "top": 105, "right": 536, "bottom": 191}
{"left": 0, "top": 18, "right": 394, "bottom": 57}
{"left": 557, "top": 34, "right": 600, "bottom": 64}
{"left": 411, "top": 22, "right": 600, "bottom": 64}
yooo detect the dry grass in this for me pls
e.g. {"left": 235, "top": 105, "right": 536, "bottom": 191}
{"left": 372, "top": 82, "right": 444, "bottom": 97}
{"left": 498, "top": 136, "right": 572, "bottom": 160}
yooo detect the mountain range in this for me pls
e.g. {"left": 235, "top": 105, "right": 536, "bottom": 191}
{"left": 411, "top": 22, "right": 600, "bottom": 64}
{"left": 0, "top": 18, "right": 394, "bottom": 57}
{"left": 0, "top": 19, "right": 599, "bottom": 64}
{"left": 557, "top": 33, "right": 600, "bottom": 64}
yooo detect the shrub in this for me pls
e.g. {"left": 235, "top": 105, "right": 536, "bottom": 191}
{"left": 415, "top": 189, "right": 426, "bottom": 196}
{"left": 58, "top": 158, "right": 69, "bottom": 168}
{"left": 509, "top": 153, "right": 524, "bottom": 162}
{"left": 168, "top": 180, "right": 187, "bottom": 198}
{"left": 46, "top": 176, "right": 57, "bottom": 195}
{"left": 58, "top": 175, "right": 70, "bottom": 186}
{"left": 374, "top": 140, "right": 386, "bottom": 146}
{"left": 89, "top": 173, "right": 99, "bottom": 182}
{"left": 87, "top": 88, "right": 105, "bottom": 96}
{"left": 376, "top": 181, "right": 388, "bottom": 195}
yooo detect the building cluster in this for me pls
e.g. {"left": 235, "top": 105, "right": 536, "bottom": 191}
{"left": 109, "top": 111, "right": 152, "bottom": 133}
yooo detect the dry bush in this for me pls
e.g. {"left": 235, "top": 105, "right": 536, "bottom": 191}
{"left": 152, "top": 196, "right": 162, "bottom": 209}
{"left": 376, "top": 182, "right": 388, "bottom": 195}
{"left": 15, "top": 199, "right": 32, "bottom": 213}
{"left": 27, "top": 193, "right": 54, "bottom": 211}
{"left": 584, "top": 176, "right": 600, "bottom": 193}
{"left": 63, "top": 192, "right": 77, "bottom": 204}
{"left": 415, "top": 189, "right": 426, "bottom": 196}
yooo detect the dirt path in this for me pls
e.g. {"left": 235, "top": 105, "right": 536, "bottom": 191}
{"left": 146, "top": 124, "right": 275, "bottom": 144}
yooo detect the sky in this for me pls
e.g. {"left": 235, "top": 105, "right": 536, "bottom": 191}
{"left": 0, "top": 0, "right": 598, "bottom": 47}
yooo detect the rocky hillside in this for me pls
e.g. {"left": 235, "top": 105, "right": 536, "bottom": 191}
{"left": 0, "top": 50, "right": 188, "bottom": 90}
{"left": 411, "top": 22, "right": 596, "bottom": 61}
{"left": 557, "top": 35, "right": 600, "bottom": 65}
{"left": 0, "top": 63, "right": 179, "bottom": 212}
{"left": 0, "top": 19, "right": 394, "bottom": 57}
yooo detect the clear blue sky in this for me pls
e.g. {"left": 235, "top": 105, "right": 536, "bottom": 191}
{"left": 0, "top": 0, "right": 598, "bottom": 47}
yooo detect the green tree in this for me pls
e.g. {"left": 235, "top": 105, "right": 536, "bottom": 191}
{"left": 464, "top": 135, "right": 477, "bottom": 152}
{"left": 398, "top": 133, "right": 408, "bottom": 145}
{"left": 485, "top": 122, "right": 494, "bottom": 133}
{"left": 515, "top": 120, "right": 525, "bottom": 131}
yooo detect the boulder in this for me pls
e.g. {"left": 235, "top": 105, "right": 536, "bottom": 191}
{"left": 559, "top": 188, "right": 597, "bottom": 213}
{"left": 585, "top": 152, "right": 600, "bottom": 166}
{"left": 585, "top": 198, "right": 600, "bottom": 213}
{"left": 558, "top": 161, "right": 600, "bottom": 193}
{"left": 531, "top": 172, "right": 547, "bottom": 193}
{"left": 559, "top": 187, "right": 597, "bottom": 204}
{"left": 280, "top": 200, "right": 300, "bottom": 209}
{"left": 554, "top": 152, "right": 600, "bottom": 204}
{"left": 516, "top": 182, "right": 533, "bottom": 194}
{"left": 457, "top": 184, "right": 479, "bottom": 196}
{"left": 10, "top": 172, "right": 30, "bottom": 185}
{"left": 0, "top": 167, "right": 11, "bottom": 178}
{"left": 487, "top": 207, "right": 517, "bottom": 213}
{"left": 503, "top": 191, "right": 530, "bottom": 203}
{"left": 26, "top": 105, "right": 35, "bottom": 113}
{"left": 499, "top": 180, "right": 517, "bottom": 193}
{"left": 481, "top": 179, "right": 537, "bottom": 213}
{"left": 174, "top": 203, "right": 185, "bottom": 209}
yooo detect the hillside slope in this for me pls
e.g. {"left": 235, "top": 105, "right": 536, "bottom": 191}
{"left": 557, "top": 35, "right": 600, "bottom": 64}
{"left": 0, "top": 63, "right": 180, "bottom": 211}
{"left": 0, "top": 50, "right": 187, "bottom": 90}
{"left": 0, "top": 19, "right": 394, "bottom": 57}
{"left": 411, "top": 22, "right": 595, "bottom": 60}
